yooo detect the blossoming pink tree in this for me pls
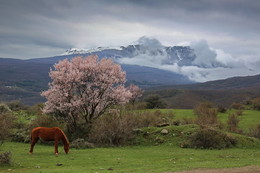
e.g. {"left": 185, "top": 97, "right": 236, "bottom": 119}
{"left": 128, "top": 84, "right": 143, "bottom": 104}
{"left": 41, "top": 55, "right": 138, "bottom": 138}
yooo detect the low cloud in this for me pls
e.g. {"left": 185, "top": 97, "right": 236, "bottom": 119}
{"left": 190, "top": 40, "right": 223, "bottom": 68}
{"left": 137, "top": 36, "right": 163, "bottom": 49}
{"left": 118, "top": 37, "right": 259, "bottom": 82}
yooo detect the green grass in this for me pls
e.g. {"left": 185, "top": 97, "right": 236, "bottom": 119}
{"left": 0, "top": 142, "right": 260, "bottom": 173}
{"left": 171, "top": 109, "right": 260, "bottom": 132}
{"left": 1, "top": 108, "right": 259, "bottom": 172}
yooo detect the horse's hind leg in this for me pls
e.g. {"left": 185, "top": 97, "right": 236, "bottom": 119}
{"left": 29, "top": 137, "right": 39, "bottom": 154}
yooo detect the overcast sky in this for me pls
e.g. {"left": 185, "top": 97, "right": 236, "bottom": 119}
{"left": 0, "top": 0, "right": 260, "bottom": 81}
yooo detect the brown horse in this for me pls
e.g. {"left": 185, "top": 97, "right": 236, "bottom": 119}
{"left": 29, "top": 127, "right": 69, "bottom": 155}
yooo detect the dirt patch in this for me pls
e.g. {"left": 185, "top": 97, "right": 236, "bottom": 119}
{"left": 166, "top": 165, "right": 260, "bottom": 173}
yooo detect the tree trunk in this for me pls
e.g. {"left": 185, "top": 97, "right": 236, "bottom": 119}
{"left": 66, "top": 122, "right": 92, "bottom": 140}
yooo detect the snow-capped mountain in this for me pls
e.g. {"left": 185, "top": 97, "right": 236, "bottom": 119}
{"left": 61, "top": 44, "right": 225, "bottom": 69}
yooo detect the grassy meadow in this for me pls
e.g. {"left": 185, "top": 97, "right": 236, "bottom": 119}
{"left": 167, "top": 109, "right": 260, "bottom": 132}
{"left": 0, "top": 108, "right": 260, "bottom": 173}
{"left": 0, "top": 142, "right": 260, "bottom": 173}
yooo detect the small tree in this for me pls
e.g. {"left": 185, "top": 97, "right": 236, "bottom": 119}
{"left": 252, "top": 97, "right": 260, "bottom": 110}
{"left": 145, "top": 94, "right": 166, "bottom": 109}
{"left": 127, "top": 84, "right": 143, "bottom": 105}
{"left": 41, "top": 55, "right": 134, "bottom": 139}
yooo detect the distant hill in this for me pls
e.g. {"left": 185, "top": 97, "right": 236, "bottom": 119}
{"left": 177, "top": 74, "right": 260, "bottom": 90}
{"left": 0, "top": 56, "right": 192, "bottom": 105}
{"left": 144, "top": 74, "right": 260, "bottom": 109}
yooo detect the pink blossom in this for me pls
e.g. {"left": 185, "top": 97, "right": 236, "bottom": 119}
{"left": 41, "top": 55, "right": 134, "bottom": 124}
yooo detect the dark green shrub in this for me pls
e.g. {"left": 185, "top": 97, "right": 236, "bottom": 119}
{"left": 0, "top": 152, "right": 12, "bottom": 165}
{"left": 145, "top": 94, "right": 167, "bottom": 109}
{"left": 188, "top": 127, "right": 237, "bottom": 149}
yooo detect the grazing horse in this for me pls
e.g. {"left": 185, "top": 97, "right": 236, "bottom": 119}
{"left": 29, "top": 127, "right": 69, "bottom": 155}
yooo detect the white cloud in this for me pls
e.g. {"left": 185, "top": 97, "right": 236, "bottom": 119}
{"left": 118, "top": 38, "right": 260, "bottom": 82}
{"left": 190, "top": 40, "right": 220, "bottom": 68}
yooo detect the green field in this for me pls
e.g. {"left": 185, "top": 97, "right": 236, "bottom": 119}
{"left": 165, "top": 109, "right": 260, "bottom": 132}
{"left": 0, "top": 109, "right": 260, "bottom": 173}
{"left": 0, "top": 142, "right": 260, "bottom": 173}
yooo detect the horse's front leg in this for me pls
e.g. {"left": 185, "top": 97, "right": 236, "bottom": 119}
{"left": 54, "top": 139, "right": 59, "bottom": 156}
{"left": 29, "top": 137, "right": 39, "bottom": 154}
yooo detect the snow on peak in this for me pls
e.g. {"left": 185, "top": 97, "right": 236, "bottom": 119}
{"left": 61, "top": 46, "right": 122, "bottom": 55}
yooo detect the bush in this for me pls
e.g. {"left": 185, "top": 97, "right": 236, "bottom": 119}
{"left": 13, "top": 115, "right": 67, "bottom": 143}
{"left": 231, "top": 103, "right": 245, "bottom": 110}
{"left": 11, "top": 129, "right": 31, "bottom": 143}
{"left": 88, "top": 113, "right": 136, "bottom": 146}
{"left": 217, "top": 106, "right": 227, "bottom": 113}
{"left": 0, "top": 113, "right": 16, "bottom": 144}
{"left": 70, "top": 138, "right": 95, "bottom": 149}
{"left": 180, "top": 117, "right": 194, "bottom": 125}
{"left": 0, "top": 152, "right": 12, "bottom": 165}
{"left": 26, "top": 103, "right": 44, "bottom": 115}
{"left": 235, "top": 110, "right": 243, "bottom": 116}
{"left": 88, "top": 109, "right": 174, "bottom": 146}
{"left": 252, "top": 97, "right": 260, "bottom": 110}
{"left": 227, "top": 113, "right": 242, "bottom": 134}
{"left": 29, "top": 115, "right": 65, "bottom": 130}
{"left": 194, "top": 102, "right": 218, "bottom": 127}
{"left": 249, "top": 124, "right": 260, "bottom": 139}
{"left": 7, "top": 101, "right": 28, "bottom": 111}
{"left": 136, "top": 110, "right": 175, "bottom": 128}
{"left": 0, "top": 103, "right": 11, "bottom": 114}
{"left": 188, "top": 127, "right": 237, "bottom": 149}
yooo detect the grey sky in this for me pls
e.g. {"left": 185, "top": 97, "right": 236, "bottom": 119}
{"left": 0, "top": 0, "right": 260, "bottom": 80}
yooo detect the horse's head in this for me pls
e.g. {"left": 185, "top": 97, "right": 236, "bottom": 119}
{"left": 64, "top": 143, "right": 70, "bottom": 154}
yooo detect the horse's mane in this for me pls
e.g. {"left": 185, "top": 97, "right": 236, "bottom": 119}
{"left": 58, "top": 128, "right": 69, "bottom": 145}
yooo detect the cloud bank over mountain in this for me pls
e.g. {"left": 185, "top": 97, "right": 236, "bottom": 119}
{"left": 118, "top": 37, "right": 259, "bottom": 82}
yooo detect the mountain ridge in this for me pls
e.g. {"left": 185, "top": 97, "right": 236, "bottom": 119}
{"left": 144, "top": 74, "right": 260, "bottom": 108}
{"left": 0, "top": 42, "right": 259, "bottom": 105}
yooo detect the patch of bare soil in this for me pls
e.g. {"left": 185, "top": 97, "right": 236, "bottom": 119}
{"left": 166, "top": 165, "right": 260, "bottom": 173}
